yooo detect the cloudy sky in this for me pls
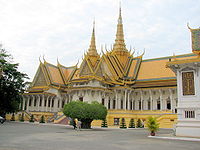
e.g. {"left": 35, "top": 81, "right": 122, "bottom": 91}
{"left": 0, "top": 0, "right": 200, "bottom": 81}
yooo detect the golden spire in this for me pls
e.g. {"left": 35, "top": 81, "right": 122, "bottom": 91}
{"left": 87, "top": 20, "right": 98, "bottom": 56}
{"left": 112, "top": 3, "right": 127, "bottom": 53}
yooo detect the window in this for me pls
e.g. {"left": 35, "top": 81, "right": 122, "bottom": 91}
{"left": 148, "top": 101, "right": 151, "bottom": 110}
{"left": 39, "top": 98, "right": 42, "bottom": 106}
{"left": 130, "top": 101, "right": 132, "bottom": 110}
{"left": 182, "top": 72, "right": 195, "bottom": 95}
{"left": 114, "top": 118, "right": 120, "bottom": 125}
{"left": 44, "top": 99, "right": 47, "bottom": 107}
{"left": 113, "top": 100, "right": 116, "bottom": 109}
{"left": 29, "top": 98, "right": 32, "bottom": 106}
{"left": 102, "top": 98, "right": 105, "bottom": 105}
{"left": 51, "top": 99, "right": 54, "bottom": 107}
{"left": 157, "top": 101, "right": 160, "bottom": 110}
{"left": 79, "top": 97, "right": 83, "bottom": 102}
{"left": 34, "top": 99, "right": 37, "bottom": 107}
{"left": 57, "top": 100, "right": 60, "bottom": 108}
{"left": 167, "top": 101, "right": 171, "bottom": 110}
{"left": 108, "top": 100, "right": 110, "bottom": 109}
{"left": 139, "top": 101, "right": 141, "bottom": 110}
{"left": 185, "top": 110, "right": 195, "bottom": 118}
{"left": 62, "top": 100, "right": 65, "bottom": 108}
{"left": 121, "top": 100, "right": 123, "bottom": 109}
{"left": 48, "top": 99, "right": 51, "bottom": 107}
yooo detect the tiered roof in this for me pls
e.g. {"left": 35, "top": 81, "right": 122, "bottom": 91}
{"left": 28, "top": 7, "right": 197, "bottom": 93}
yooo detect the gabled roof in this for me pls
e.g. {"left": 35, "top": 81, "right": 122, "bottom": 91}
{"left": 58, "top": 63, "right": 77, "bottom": 84}
{"left": 136, "top": 53, "right": 196, "bottom": 82}
{"left": 44, "top": 61, "right": 65, "bottom": 86}
{"left": 28, "top": 62, "right": 50, "bottom": 92}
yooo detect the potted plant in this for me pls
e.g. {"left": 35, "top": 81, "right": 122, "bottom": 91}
{"left": 147, "top": 116, "right": 159, "bottom": 136}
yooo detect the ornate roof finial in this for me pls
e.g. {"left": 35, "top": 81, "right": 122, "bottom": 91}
{"left": 43, "top": 55, "right": 46, "bottom": 63}
{"left": 87, "top": 19, "right": 99, "bottom": 56}
{"left": 112, "top": 2, "right": 127, "bottom": 53}
{"left": 57, "top": 57, "right": 60, "bottom": 65}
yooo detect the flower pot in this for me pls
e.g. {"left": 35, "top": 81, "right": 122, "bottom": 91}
{"left": 150, "top": 132, "right": 155, "bottom": 136}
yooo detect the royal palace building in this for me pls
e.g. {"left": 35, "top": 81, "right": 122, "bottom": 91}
{"left": 18, "top": 7, "right": 199, "bottom": 128}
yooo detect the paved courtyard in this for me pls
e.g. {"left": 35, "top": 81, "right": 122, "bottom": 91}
{"left": 0, "top": 122, "right": 199, "bottom": 150}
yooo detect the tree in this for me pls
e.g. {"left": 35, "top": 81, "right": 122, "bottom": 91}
{"left": 10, "top": 113, "right": 15, "bottom": 121}
{"left": 136, "top": 119, "right": 144, "bottom": 128}
{"left": 129, "top": 118, "right": 135, "bottom": 128}
{"left": 0, "top": 47, "right": 28, "bottom": 117}
{"left": 101, "top": 119, "right": 108, "bottom": 128}
{"left": 29, "top": 114, "right": 34, "bottom": 122}
{"left": 40, "top": 115, "right": 45, "bottom": 123}
{"left": 20, "top": 113, "right": 24, "bottom": 122}
{"left": 147, "top": 116, "right": 159, "bottom": 136}
{"left": 63, "top": 101, "right": 107, "bottom": 129}
{"left": 120, "top": 118, "right": 127, "bottom": 129}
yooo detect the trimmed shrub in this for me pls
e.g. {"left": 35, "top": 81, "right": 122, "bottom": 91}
{"left": 129, "top": 118, "right": 135, "bottom": 128}
{"left": 101, "top": 119, "right": 108, "bottom": 128}
{"left": 40, "top": 115, "right": 45, "bottom": 123}
{"left": 120, "top": 118, "right": 127, "bottom": 129}
{"left": 137, "top": 119, "right": 144, "bottom": 128}
{"left": 29, "top": 114, "right": 34, "bottom": 123}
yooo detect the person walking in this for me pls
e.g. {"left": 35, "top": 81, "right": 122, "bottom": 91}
{"left": 72, "top": 119, "right": 77, "bottom": 129}
{"left": 77, "top": 120, "right": 82, "bottom": 131}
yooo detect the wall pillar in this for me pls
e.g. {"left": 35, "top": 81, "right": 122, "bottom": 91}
{"left": 26, "top": 96, "right": 30, "bottom": 111}
{"left": 169, "top": 89, "right": 173, "bottom": 112}
{"left": 22, "top": 96, "right": 25, "bottom": 111}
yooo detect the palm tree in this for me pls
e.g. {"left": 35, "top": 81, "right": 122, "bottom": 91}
{"left": 147, "top": 116, "right": 159, "bottom": 136}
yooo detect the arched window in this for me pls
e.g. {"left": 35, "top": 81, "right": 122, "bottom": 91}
{"left": 157, "top": 101, "right": 160, "bottom": 110}
{"left": 102, "top": 98, "right": 105, "bottom": 105}
{"left": 167, "top": 101, "right": 171, "bottom": 110}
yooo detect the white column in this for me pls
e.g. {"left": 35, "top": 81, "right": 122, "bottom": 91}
{"left": 59, "top": 97, "right": 62, "bottom": 111}
{"left": 46, "top": 96, "right": 49, "bottom": 112}
{"left": 115, "top": 90, "right": 118, "bottom": 110}
{"left": 26, "top": 96, "right": 30, "bottom": 111}
{"left": 22, "top": 96, "right": 25, "bottom": 111}
{"left": 105, "top": 97, "right": 108, "bottom": 109}
{"left": 169, "top": 89, "right": 173, "bottom": 112}
{"left": 53, "top": 96, "right": 58, "bottom": 112}
{"left": 49, "top": 96, "right": 52, "bottom": 112}
{"left": 41, "top": 95, "right": 45, "bottom": 111}
{"left": 110, "top": 99, "right": 113, "bottom": 109}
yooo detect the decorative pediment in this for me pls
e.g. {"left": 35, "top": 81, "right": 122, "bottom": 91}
{"left": 31, "top": 65, "right": 48, "bottom": 87}
{"left": 79, "top": 59, "right": 94, "bottom": 76}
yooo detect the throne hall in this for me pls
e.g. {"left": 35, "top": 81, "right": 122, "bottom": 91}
{"left": 19, "top": 7, "right": 198, "bottom": 127}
